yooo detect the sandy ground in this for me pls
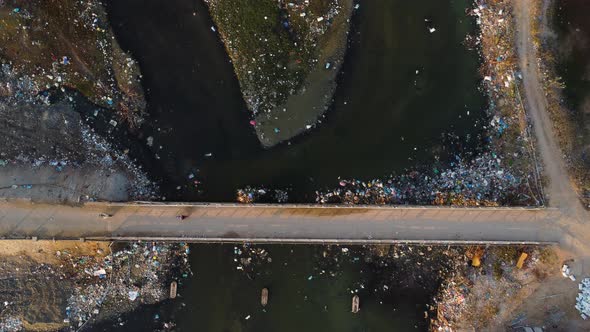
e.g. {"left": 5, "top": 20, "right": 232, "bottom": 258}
{"left": 0, "top": 240, "right": 109, "bottom": 264}
{"left": 506, "top": 247, "right": 590, "bottom": 331}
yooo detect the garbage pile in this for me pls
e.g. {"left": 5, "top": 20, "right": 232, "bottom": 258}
{"left": 316, "top": 152, "right": 526, "bottom": 206}
{"left": 432, "top": 246, "right": 546, "bottom": 331}
{"left": 0, "top": 317, "right": 23, "bottom": 331}
{"left": 576, "top": 278, "right": 590, "bottom": 320}
{"left": 237, "top": 187, "right": 289, "bottom": 203}
{"left": 469, "top": 0, "right": 543, "bottom": 200}
{"left": 63, "top": 242, "right": 191, "bottom": 330}
{"left": 80, "top": 126, "right": 156, "bottom": 200}
{"left": 0, "top": 63, "right": 43, "bottom": 106}
{"left": 0, "top": 62, "right": 156, "bottom": 201}
{"left": 314, "top": 0, "right": 542, "bottom": 207}
{"left": 433, "top": 275, "right": 471, "bottom": 331}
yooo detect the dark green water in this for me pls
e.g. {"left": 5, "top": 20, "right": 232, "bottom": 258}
{"left": 98, "top": 0, "right": 485, "bottom": 330}
{"left": 93, "top": 244, "right": 446, "bottom": 332}
{"left": 555, "top": 0, "right": 590, "bottom": 110}
{"left": 106, "top": 0, "right": 486, "bottom": 202}
{"left": 554, "top": 0, "right": 590, "bottom": 173}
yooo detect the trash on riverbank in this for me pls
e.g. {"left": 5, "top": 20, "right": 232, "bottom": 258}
{"left": 0, "top": 0, "right": 147, "bottom": 126}
{"left": 316, "top": 152, "right": 524, "bottom": 206}
{"left": 205, "top": 0, "right": 353, "bottom": 146}
{"left": 64, "top": 242, "right": 191, "bottom": 330}
{"left": 312, "top": 0, "right": 542, "bottom": 208}
{"left": 0, "top": 8, "right": 156, "bottom": 202}
{"left": 468, "top": 0, "right": 544, "bottom": 204}
{"left": 237, "top": 187, "right": 289, "bottom": 203}
{"left": 432, "top": 246, "right": 552, "bottom": 331}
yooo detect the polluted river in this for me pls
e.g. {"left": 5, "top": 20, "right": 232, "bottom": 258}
{"left": 91, "top": 0, "right": 485, "bottom": 330}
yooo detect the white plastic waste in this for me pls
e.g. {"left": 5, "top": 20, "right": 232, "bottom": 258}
{"left": 575, "top": 278, "right": 590, "bottom": 319}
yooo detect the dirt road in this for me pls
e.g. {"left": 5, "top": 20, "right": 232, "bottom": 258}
{"left": 514, "top": 0, "right": 586, "bottom": 220}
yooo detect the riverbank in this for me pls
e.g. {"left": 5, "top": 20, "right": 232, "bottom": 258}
{"left": 0, "top": 96, "right": 155, "bottom": 202}
{"left": 0, "top": 240, "right": 190, "bottom": 331}
{"left": 306, "top": 0, "right": 545, "bottom": 208}
{"left": 0, "top": 0, "right": 146, "bottom": 126}
{"left": 430, "top": 245, "right": 590, "bottom": 331}
{"left": 0, "top": 1, "right": 156, "bottom": 202}
{"left": 205, "top": 0, "right": 354, "bottom": 147}
{"left": 103, "top": 0, "right": 491, "bottom": 202}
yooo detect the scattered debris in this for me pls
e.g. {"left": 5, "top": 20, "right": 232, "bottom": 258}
{"left": 562, "top": 264, "right": 576, "bottom": 281}
{"left": 316, "top": 152, "right": 523, "bottom": 206}
{"left": 576, "top": 278, "right": 590, "bottom": 320}
{"left": 64, "top": 242, "right": 191, "bottom": 329}
{"left": 237, "top": 187, "right": 289, "bottom": 203}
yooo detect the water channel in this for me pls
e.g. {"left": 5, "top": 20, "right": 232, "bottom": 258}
{"left": 93, "top": 244, "right": 444, "bottom": 332}
{"left": 105, "top": 0, "right": 486, "bottom": 202}
{"left": 96, "top": 0, "right": 486, "bottom": 330}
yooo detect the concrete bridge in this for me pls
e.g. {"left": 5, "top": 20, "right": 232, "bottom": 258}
{"left": 0, "top": 200, "right": 567, "bottom": 245}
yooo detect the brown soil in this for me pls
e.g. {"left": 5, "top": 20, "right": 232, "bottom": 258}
{"left": 0, "top": 240, "right": 109, "bottom": 264}
{"left": 506, "top": 247, "right": 590, "bottom": 331}
{"left": 0, "top": 240, "right": 109, "bottom": 331}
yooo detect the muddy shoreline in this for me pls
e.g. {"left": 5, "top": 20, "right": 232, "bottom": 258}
{"left": 0, "top": 240, "right": 190, "bottom": 331}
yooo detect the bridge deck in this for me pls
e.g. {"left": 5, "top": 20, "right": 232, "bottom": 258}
{"left": 0, "top": 201, "right": 562, "bottom": 244}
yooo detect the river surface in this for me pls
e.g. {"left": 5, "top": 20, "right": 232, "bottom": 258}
{"left": 554, "top": 0, "right": 590, "bottom": 176}
{"left": 105, "top": 0, "right": 486, "bottom": 202}
{"left": 96, "top": 0, "right": 484, "bottom": 330}
{"left": 93, "top": 244, "right": 442, "bottom": 332}
{"left": 555, "top": 0, "right": 590, "bottom": 109}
